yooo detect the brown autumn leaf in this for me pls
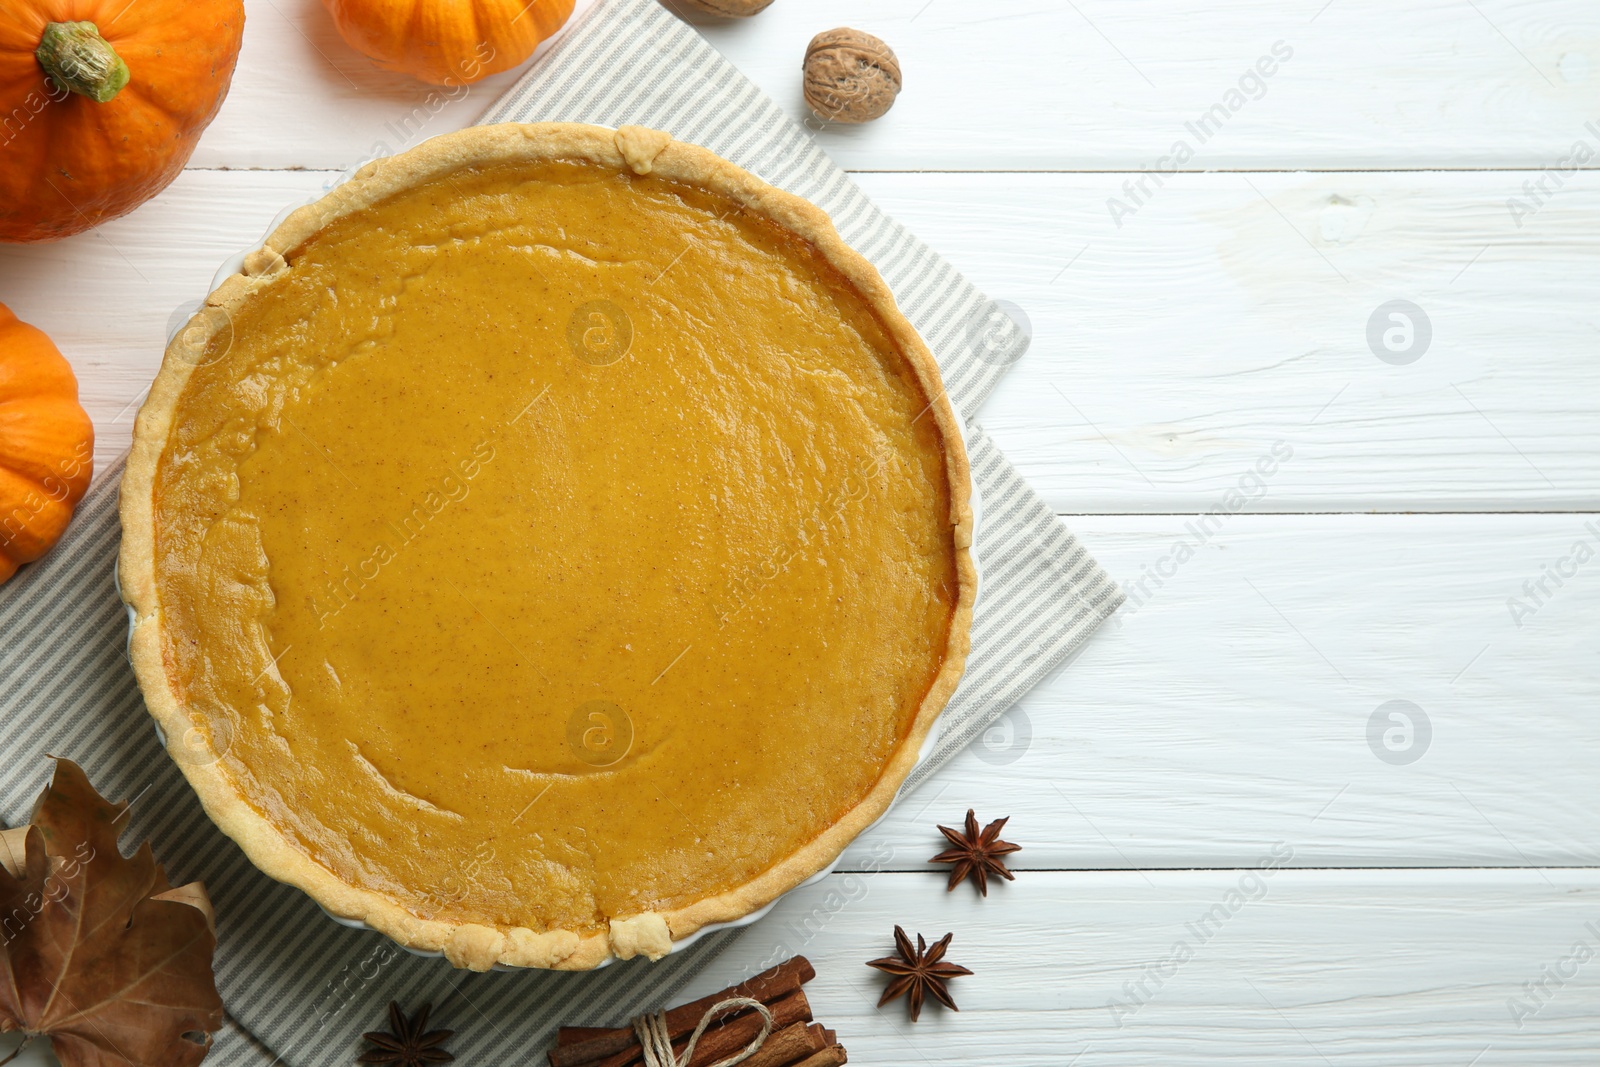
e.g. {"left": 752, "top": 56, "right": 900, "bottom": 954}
{"left": 0, "top": 759, "right": 222, "bottom": 1066}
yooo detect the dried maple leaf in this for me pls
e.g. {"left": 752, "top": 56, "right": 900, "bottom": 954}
{"left": 0, "top": 759, "right": 221, "bottom": 1067}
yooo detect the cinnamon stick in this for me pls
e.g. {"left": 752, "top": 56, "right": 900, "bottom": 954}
{"left": 732, "top": 1021, "right": 827, "bottom": 1067}
{"left": 589, "top": 990, "right": 812, "bottom": 1067}
{"left": 550, "top": 957, "right": 815, "bottom": 1067}
{"left": 790, "top": 1047, "right": 848, "bottom": 1067}
{"left": 556, "top": 1028, "right": 609, "bottom": 1045}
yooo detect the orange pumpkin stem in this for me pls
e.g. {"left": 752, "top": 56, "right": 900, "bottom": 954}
{"left": 36, "top": 21, "right": 129, "bottom": 103}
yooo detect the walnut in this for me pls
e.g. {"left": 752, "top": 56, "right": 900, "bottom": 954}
{"left": 668, "top": 0, "right": 776, "bottom": 16}
{"left": 802, "top": 28, "right": 901, "bottom": 124}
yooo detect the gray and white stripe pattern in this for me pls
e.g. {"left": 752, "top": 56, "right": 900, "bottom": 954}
{"left": 0, "top": 0, "right": 1119, "bottom": 1062}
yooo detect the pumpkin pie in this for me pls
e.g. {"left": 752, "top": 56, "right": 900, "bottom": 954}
{"left": 120, "top": 124, "right": 975, "bottom": 971}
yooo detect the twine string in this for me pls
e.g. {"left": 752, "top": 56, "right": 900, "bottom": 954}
{"left": 631, "top": 996, "right": 773, "bottom": 1067}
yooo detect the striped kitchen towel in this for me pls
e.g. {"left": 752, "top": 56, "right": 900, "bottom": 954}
{"left": 0, "top": 0, "right": 1121, "bottom": 1063}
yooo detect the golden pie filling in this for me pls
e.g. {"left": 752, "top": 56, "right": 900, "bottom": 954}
{"left": 128, "top": 126, "right": 972, "bottom": 969}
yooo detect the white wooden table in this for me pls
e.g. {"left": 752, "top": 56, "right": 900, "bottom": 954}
{"left": 4, "top": 0, "right": 1599, "bottom": 1062}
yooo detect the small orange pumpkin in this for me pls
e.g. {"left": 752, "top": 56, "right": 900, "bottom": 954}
{"left": 0, "top": 303, "right": 94, "bottom": 585}
{"left": 0, "top": 0, "right": 246, "bottom": 243}
{"left": 324, "top": 0, "right": 576, "bottom": 86}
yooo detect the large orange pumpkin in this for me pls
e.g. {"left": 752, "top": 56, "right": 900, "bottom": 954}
{"left": 0, "top": 303, "right": 94, "bottom": 585}
{"left": 0, "top": 0, "right": 245, "bottom": 243}
{"left": 324, "top": 0, "right": 575, "bottom": 86}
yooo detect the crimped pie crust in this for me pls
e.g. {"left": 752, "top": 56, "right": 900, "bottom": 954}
{"left": 119, "top": 123, "right": 976, "bottom": 971}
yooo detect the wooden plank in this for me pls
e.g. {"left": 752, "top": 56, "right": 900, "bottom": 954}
{"left": 835, "top": 513, "right": 1600, "bottom": 871}
{"left": 4, "top": 169, "right": 1596, "bottom": 513}
{"left": 187, "top": 0, "right": 581, "bottom": 172}
{"left": 684, "top": 869, "right": 1600, "bottom": 1065}
{"left": 183, "top": 0, "right": 1600, "bottom": 171}
{"left": 864, "top": 169, "right": 1600, "bottom": 513}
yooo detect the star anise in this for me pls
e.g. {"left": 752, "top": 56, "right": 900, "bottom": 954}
{"left": 866, "top": 926, "right": 973, "bottom": 1022}
{"left": 359, "top": 1002, "right": 455, "bottom": 1066}
{"left": 931, "top": 809, "right": 1020, "bottom": 895}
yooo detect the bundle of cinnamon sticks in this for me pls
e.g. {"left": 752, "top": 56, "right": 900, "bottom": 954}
{"left": 547, "top": 956, "right": 845, "bottom": 1067}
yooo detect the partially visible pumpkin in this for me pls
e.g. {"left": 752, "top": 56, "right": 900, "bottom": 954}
{"left": 0, "top": 303, "right": 94, "bottom": 585}
{"left": 0, "top": 0, "right": 245, "bottom": 243}
{"left": 324, "top": 0, "right": 575, "bottom": 86}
